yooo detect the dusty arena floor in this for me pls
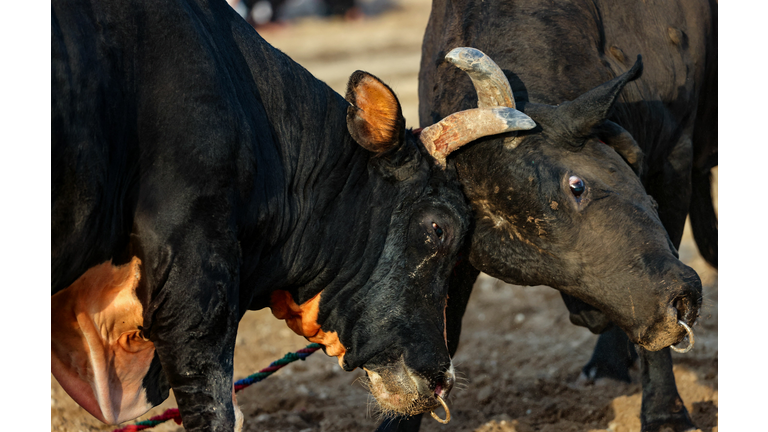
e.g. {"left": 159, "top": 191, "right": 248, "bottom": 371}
{"left": 50, "top": 1, "right": 718, "bottom": 430}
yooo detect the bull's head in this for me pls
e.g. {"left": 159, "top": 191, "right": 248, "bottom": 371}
{"left": 269, "top": 70, "right": 536, "bottom": 417}
{"left": 432, "top": 47, "right": 701, "bottom": 351}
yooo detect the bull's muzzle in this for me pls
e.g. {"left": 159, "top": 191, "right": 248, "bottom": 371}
{"left": 364, "top": 359, "right": 456, "bottom": 417}
{"left": 637, "top": 279, "right": 702, "bottom": 351}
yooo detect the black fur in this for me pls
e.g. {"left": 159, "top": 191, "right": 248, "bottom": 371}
{"left": 51, "top": 0, "right": 470, "bottom": 429}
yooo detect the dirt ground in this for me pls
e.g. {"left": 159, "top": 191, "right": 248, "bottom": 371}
{"left": 50, "top": 1, "right": 718, "bottom": 431}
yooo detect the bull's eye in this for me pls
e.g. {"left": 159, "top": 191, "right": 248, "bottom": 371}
{"left": 432, "top": 222, "right": 444, "bottom": 239}
{"left": 569, "top": 176, "right": 585, "bottom": 197}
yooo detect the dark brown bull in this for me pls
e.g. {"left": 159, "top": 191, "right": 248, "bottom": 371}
{"left": 377, "top": 1, "right": 717, "bottom": 431}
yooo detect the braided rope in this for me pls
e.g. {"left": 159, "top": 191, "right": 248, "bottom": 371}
{"left": 111, "top": 343, "right": 323, "bottom": 432}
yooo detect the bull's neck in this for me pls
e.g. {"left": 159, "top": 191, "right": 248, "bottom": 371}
{"left": 244, "top": 154, "right": 393, "bottom": 309}
{"left": 236, "top": 32, "right": 392, "bottom": 308}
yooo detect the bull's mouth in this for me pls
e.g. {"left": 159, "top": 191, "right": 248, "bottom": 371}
{"left": 362, "top": 361, "right": 453, "bottom": 417}
{"left": 635, "top": 305, "right": 699, "bottom": 352}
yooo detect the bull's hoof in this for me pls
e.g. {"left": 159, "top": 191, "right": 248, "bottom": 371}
{"left": 641, "top": 407, "right": 697, "bottom": 432}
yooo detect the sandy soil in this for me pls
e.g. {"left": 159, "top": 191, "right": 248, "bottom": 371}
{"left": 50, "top": 1, "right": 718, "bottom": 430}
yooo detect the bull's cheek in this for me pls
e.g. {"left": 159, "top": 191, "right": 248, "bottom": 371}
{"left": 269, "top": 290, "right": 347, "bottom": 368}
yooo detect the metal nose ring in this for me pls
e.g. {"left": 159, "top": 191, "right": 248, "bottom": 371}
{"left": 430, "top": 395, "right": 451, "bottom": 424}
{"left": 670, "top": 320, "right": 695, "bottom": 353}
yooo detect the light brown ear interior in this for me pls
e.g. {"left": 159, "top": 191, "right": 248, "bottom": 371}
{"left": 597, "top": 120, "right": 645, "bottom": 177}
{"left": 269, "top": 290, "right": 347, "bottom": 367}
{"left": 345, "top": 71, "right": 404, "bottom": 153}
{"left": 51, "top": 257, "right": 155, "bottom": 424}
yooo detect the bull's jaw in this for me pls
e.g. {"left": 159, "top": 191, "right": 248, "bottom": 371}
{"left": 363, "top": 359, "right": 455, "bottom": 417}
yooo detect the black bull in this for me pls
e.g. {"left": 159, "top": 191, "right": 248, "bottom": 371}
{"left": 46, "top": 0, "right": 549, "bottom": 429}
{"left": 377, "top": 0, "right": 716, "bottom": 431}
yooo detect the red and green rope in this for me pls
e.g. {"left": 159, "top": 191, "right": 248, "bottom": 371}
{"left": 111, "top": 343, "right": 323, "bottom": 432}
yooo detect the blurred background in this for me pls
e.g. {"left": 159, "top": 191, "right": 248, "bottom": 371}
{"left": 50, "top": 1, "right": 718, "bottom": 430}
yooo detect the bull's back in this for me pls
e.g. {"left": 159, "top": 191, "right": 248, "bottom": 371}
{"left": 419, "top": 0, "right": 715, "bottom": 146}
{"left": 51, "top": 0, "right": 275, "bottom": 294}
{"left": 599, "top": 0, "right": 716, "bottom": 159}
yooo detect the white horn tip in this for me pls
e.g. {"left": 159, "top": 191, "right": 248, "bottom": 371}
{"left": 493, "top": 107, "right": 536, "bottom": 131}
{"left": 445, "top": 47, "right": 487, "bottom": 69}
{"left": 446, "top": 47, "right": 486, "bottom": 60}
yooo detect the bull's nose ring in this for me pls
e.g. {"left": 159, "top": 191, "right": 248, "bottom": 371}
{"left": 430, "top": 395, "right": 451, "bottom": 424}
{"left": 670, "top": 320, "right": 695, "bottom": 353}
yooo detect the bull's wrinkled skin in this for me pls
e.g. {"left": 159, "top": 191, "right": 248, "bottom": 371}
{"left": 52, "top": 0, "right": 473, "bottom": 429}
{"left": 377, "top": 1, "right": 717, "bottom": 431}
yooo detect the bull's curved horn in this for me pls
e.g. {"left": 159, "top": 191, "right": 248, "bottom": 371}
{"left": 421, "top": 47, "right": 535, "bottom": 167}
{"left": 420, "top": 107, "right": 535, "bottom": 167}
{"left": 445, "top": 47, "right": 516, "bottom": 109}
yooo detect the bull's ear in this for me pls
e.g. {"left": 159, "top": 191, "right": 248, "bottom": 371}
{"left": 345, "top": 71, "right": 405, "bottom": 154}
{"left": 596, "top": 120, "right": 645, "bottom": 178}
{"left": 551, "top": 56, "right": 643, "bottom": 144}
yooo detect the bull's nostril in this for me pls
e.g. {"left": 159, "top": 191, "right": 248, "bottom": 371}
{"left": 445, "top": 372, "right": 455, "bottom": 391}
{"left": 674, "top": 297, "right": 685, "bottom": 316}
{"left": 674, "top": 295, "right": 694, "bottom": 324}
{"left": 436, "top": 369, "right": 455, "bottom": 399}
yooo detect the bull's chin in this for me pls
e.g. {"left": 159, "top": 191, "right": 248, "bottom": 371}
{"left": 632, "top": 308, "right": 692, "bottom": 352}
{"left": 364, "top": 368, "right": 440, "bottom": 417}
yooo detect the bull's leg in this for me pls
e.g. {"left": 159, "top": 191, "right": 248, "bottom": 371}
{"left": 638, "top": 347, "right": 695, "bottom": 431}
{"left": 573, "top": 321, "right": 694, "bottom": 432}
{"left": 584, "top": 331, "right": 694, "bottom": 431}
{"left": 582, "top": 326, "right": 638, "bottom": 383}
{"left": 151, "top": 286, "right": 239, "bottom": 431}
{"left": 636, "top": 136, "right": 696, "bottom": 432}
{"left": 559, "top": 293, "right": 638, "bottom": 382}
{"left": 375, "top": 252, "right": 479, "bottom": 432}
{"left": 137, "top": 234, "right": 242, "bottom": 431}
{"left": 562, "top": 293, "right": 694, "bottom": 431}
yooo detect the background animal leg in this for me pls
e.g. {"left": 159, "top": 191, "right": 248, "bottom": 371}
{"left": 374, "top": 415, "right": 423, "bottom": 432}
{"left": 638, "top": 347, "right": 695, "bottom": 432}
{"left": 559, "top": 293, "right": 637, "bottom": 382}
{"left": 581, "top": 326, "right": 638, "bottom": 383}
{"left": 638, "top": 134, "right": 698, "bottom": 431}
{"left": 561, "top": 290, "right": 695, "bottom": 430}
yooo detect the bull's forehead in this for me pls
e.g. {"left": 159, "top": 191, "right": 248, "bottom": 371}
{"left": 506, "top": 137, "right": 649, "bottom": 201}
{"left": 457, "top": 135, "right": 665, "bottom": 246}
{"left": 398, "top": 166, "right": 470, "bottom": 227}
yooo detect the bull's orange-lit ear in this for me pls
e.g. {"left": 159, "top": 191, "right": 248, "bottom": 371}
{"left": 345, "top": 71, "right": 405, "bottom": 154}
